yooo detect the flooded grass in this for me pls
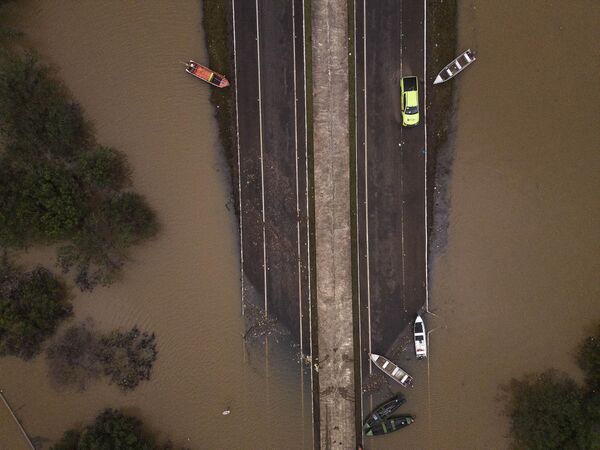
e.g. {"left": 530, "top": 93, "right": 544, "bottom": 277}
{"left": 426, "top": 0, "right": 457, "bottom": 239}
{"left": 201, "top": 1, "right": 237, "bottom": 209}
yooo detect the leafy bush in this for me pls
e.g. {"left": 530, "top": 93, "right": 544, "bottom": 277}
{"left": 0, "top": 262, "right": 71, "bottom": 359}
{"left": 503, "top": 370, "right": 591, "bottom": 450}
{"left": 76, "top": 146, "right": 130, "bottom": 191}
{"left": 0, "top": 52, "right": 158, "bottom": 290}
{"left": 503, "top": 326, "right": 600, "bottom": 450}
{"left": 51, "top": 409, "right": 153, "bottom": 450}
{"left": 46, "top": 320, "right": 102, "bottom": 390}
{"left": 0, "top": 52, "right": 91, "bottom": 161}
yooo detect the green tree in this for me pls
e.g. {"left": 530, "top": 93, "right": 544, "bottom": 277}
{"left": 0, "top": 52, "right": 91, "bottom": 161}
{"left": 0, "top": 162, "right": 87, "bottom": 245}
{"left": 57, "top": 193, "right": 157, "bottom": 291}
{"left": 503, "top": 370, "right": 592, "bottom": 450}
{"left": 0, "top": 262, "right": 72, "bottom": 359}
{"left": 102, "top": 192, "right": 158, "bottom": 248}
{"left": 51, "top": 409, "right": 153, "bottom": 450}
{"left": 76, "top": 146, "right": 130, "bottom": 191}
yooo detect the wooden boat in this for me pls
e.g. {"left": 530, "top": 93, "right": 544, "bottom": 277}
{"left": 433, "top": 49, "right": 476, "bottom": 85}
{"left": 414, "top": 315, "right": 427, "bottom": 359}
{"left": 185, "top": 60, "right": 229, "bottom": 88}
{"left": 363, "top": 394, "right": 406, "bottom": 431}
{"left": 369, "top": 353, "right": 414, "bottom": 388}
{"left": 365, "top": 416, "right": 415, "bottom": 436}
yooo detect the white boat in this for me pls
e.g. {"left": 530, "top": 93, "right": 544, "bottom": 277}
{"left": 433, "top": 49, "right": 476, "bottom": 85}
{"left": 414, "top": 315, "right": 427, "bottom": 359}
{"left": 369, "top": 353, "right": 414, "bottom": 388}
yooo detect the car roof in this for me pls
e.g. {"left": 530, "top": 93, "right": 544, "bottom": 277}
{"left": 405, "top": 91, "right": 418, "bottom": 106}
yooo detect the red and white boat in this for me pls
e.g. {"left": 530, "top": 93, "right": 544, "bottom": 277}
{"left": 185, "top": 60, "right": 229, "bottom": 88}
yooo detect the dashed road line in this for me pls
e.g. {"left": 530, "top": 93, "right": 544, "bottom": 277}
{"left": 255, "top": 0, "right": 268, "bottom": 317}
{"left": 362, "top": 0, "right": 373, "bottom": 374}
{"left": 231, "top": 0, "right": 245, "bottom": 316}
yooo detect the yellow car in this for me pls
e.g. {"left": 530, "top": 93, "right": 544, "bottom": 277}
{"left": 400, "top": 76, "right": 420, "bottom": 126}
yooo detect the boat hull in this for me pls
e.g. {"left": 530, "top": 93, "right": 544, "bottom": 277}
{"left": 369, "top": 353, "right": 414, "bottom": 388}
{"left": 185, "top": 60, "right": 229, "bottom": 88}
{"left": 433, "top": 49, "right": 476, "bottom": 85}
{"left": 414, "top": 315, "right": 427, "bottom": 359}
{"left": 365, "top": 416, "right": 415, "bottom": 436}
{"left": 363, "top": 394, "right": 406, "bottom": 431}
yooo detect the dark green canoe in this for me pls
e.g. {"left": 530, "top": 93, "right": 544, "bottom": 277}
{"left": 363, "top": 394, "right": 406, "bottom": 431}
{"left": 365, "top": 415, "right": 415, "bottom": 436}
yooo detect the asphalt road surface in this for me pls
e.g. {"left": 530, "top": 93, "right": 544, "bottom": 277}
{"left": 232, "top": 0, "right": 312, "bottom": 354}
{"left": 355, "top": 0, "right": 427, "bottom": 381}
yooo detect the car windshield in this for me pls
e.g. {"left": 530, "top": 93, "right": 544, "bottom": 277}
{"left": 406, "top": 106, "right": 418, "bottom": 114}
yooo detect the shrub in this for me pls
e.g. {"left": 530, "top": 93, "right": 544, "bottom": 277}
{"left": 76, "top": 146, "right": 130, "bottom": 191}
{"left": 46, "top": 320, "right": 102, "bottom": 390}
{"left": 0, "top": 263, "right": 71, "bottom": 359}
{"left": 503, "top": 370, "right": 591, "bottom": 450}
{"left": 52, "top": 409, "right": 154, "bottom": 450}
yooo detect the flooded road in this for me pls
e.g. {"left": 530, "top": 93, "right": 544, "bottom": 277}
{"left": 0, "top": 1, "right": 311, "bottom": 449}
{"left": 368, "top": 1, "right": 600, "bottom": 449}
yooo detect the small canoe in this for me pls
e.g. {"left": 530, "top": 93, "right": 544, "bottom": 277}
{"left": 433, "top": 49, "right": 476, "bottom": 85}
{"left": 365, "top": 415, "right": 415, "bottom": 436}
{"left": 414, "top": 315, "right": 427, "bottom": 359}
{"left": 369, "top": 353, "right": 414, "bottom": 388}
{"left": 363, "top": 394, "right": 406, "bottom": 431}
{"left": 185, "top": 60, "right": 229, "bottom": 88}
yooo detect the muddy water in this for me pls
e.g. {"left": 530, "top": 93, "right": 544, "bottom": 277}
{"left": 370, "top": 1, "right": 600, "bottom": 450}
{"left": 0, "top": 2, "right": 311, "bottom": 449}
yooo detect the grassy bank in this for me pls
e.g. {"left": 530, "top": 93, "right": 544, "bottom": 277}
{"left": 201, "top": 2, "right": 238, "bottom": 211}
{"left": 426, "top": 0, "right": 458, "bottom": 233}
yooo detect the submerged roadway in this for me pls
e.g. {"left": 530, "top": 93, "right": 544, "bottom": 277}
{"left": 231, "top": 0, "right": 427, "bottom": 448}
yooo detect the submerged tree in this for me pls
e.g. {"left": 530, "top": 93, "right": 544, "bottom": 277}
{"left": 47, "top": 321, "right": 157, "bottom": 392}
{"left": 502, "top": 325, "right": 600, "bottom": 450}
{"left": 76, "top": 145, "right": 130, "bottom": 192}
{"left": 0, "top": 261, "right": 71, "bottom": 359}
{"left": 97, "top": 326, "right": 157, "bottom": 391}
{"left": 0, "top": 52, "right": 158, "bottom": 290}
{"left": 46, "top": 320, "right": 102, "bottom": 390}
{"left": 51, "top": 409, "right": 154, "bottom": 450}
{"left": 503, "top": 370, "right": 591, "bottom": 450}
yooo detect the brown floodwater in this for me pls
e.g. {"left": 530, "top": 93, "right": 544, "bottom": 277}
{"left": 0, "top": 1, "right": 311, "bottom": 449}
{"left": 368, "top": 1, "right": 600, "bottom": 449}
{"left": 1, "top": 2, "right": 599, "bottom": 450}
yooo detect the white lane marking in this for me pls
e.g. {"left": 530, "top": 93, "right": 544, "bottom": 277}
{"left": 255, "top": 0, "right": 268, "bottom": 317}
{"left": 301, "top": 0, "right": 315, "bottom": 446}
{"left": 423, "top": 0, "right": 430, "bottom": 313}
{"left": 399, "top": 0, "right": 403, "bottom": 76}
{"left": 354, "top": 0, "right": 364, "bottom": 432}
{"left": 231, "top": 0, "right": 245, "bottom": 316}
{"left": 292, "top": 0, "right": 303, "bottom": 362}
{"left": 363, "top": 0, "right": 373, "bottom": 375}
{"left": 399, "top": 0, "right": 406, "bottom": 313}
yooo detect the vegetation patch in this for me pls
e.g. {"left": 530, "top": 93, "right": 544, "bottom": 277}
{"left": 51, "top": 408, "right": 187, "bottom": 450}
{"left": 0, "top": 52, "right": 158, "bottom": 291}
{"left": 201, "top": 1, "right": 237, "bottom": 208}
{"left": 47, "top": 320, "right": 157, "bottom": 391}
{"left": 501, "top": 325, "right": 600, "bottom": 449}
{"left": 0, "top": 260, "right": 71, "bottom": 359}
